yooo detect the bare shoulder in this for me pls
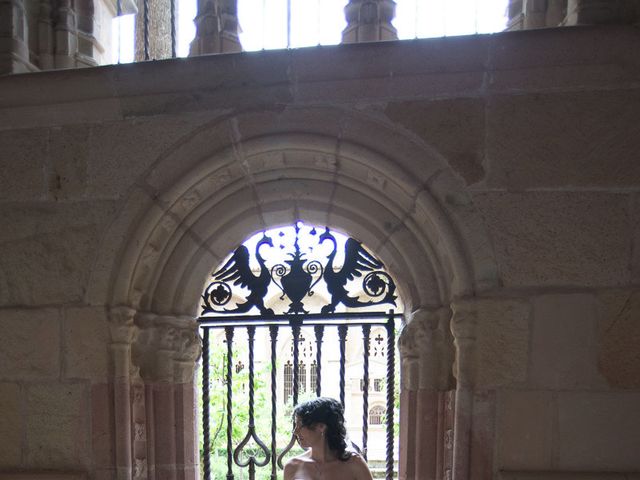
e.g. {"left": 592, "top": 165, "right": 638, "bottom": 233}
{"left": 346, "top": 454, "right": 374, "bottom": 480}
{"left": 283, "top": 457, "right": 301, "bottom": 480}
{"left": 284, "top": 451, "right": 311, "bottom": 480}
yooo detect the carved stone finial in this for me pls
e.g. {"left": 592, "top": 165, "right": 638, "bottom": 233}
{"left": 342, "top": 0, "right": 398, "bottom": 43}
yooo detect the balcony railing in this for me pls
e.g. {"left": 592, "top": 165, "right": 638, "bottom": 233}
{"left": 198, "top": 311, "right": 397, "bottom": 480}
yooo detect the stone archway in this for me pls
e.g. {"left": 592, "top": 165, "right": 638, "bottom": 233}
{"left": 95, "top": 107, "right": 497, "bottom": 480}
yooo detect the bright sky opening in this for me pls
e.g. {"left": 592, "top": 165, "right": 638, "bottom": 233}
{"left": 113, "top": 0, "right": 508, "bottom": 65}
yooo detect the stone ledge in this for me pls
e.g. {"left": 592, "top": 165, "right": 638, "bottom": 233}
{"left": 0, "top": 473, "right": 87, "bottom": 480}
{"left": 500, "top": 471, "right": 640, "bottom": 480}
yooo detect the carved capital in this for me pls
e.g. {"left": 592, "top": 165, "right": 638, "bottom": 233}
{"left": 399, "top": 307, "right": 454, "bottom": 391}
{"left": 450, "top": 299, "right": 478, "bottom": 341}
{"left": 133, "top": 312, "right": 200, "bottom": 383}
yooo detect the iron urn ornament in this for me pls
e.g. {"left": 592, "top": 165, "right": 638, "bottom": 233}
{"left": 201, "top": 224, "right": 397, "bottom": 317}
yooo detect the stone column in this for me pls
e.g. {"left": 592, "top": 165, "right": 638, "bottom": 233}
{"left": 109, "top": 306, "right": 139, "bottom": 480}
{"left": 545, "top": 0, "right": 568, "bottom": 26}
{"left": 523, "top": 0, "right": 548, "bottom": 28}
{"left": 0, "top": 0, "right": 33, "bottom": 74}
{"left": 135, "top": 314, "right": 201, "bottom": 480}
{"left": 506, "top": 0, "right": 525, "bottom": 30}
{"left": 342, "top": 0, "right": 398, "bottom": 44}
{"left": 54, "top": 0, "right": 79, "bottom": 68}
{"left": 398, "top": 320, "right": 420, "bottom": 480}
{"left": 135, "top": 0, "right": 172, "bottom": 60}
{"left": 189, "top": 0, "right": 241, "bottom": 56}
{"left": 398, "top": 307, "right": 455, "bottom": 480}
{"left": 37, "top": 0, "right": 55, "bottom": 69}
{"left": 449, "top": 299, "right": 477, "bottom": 480}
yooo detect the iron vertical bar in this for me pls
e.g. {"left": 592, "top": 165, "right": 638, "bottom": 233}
{"left": 286, "top": 0, "right": 291, "bottom": 48}
{"left": 361, "top": 324, "right": 371, "bottom": 461}
{"left": 116, "top": 0, "right": 121, "bottom": 63}
{"left": 385, "top": 312, "right": 395, "bottom": 480}
{"left": 269, "top": 326, "right": 278, "bottom": 480}
{"left": 225, "top": 326, "right": 234, "bottom": 480}
{"left": 247, "top": 325, "right": 256, "bottom": 480}
{"left": 338, "top": 324, "right": 348, "bottom": 407}
{"left": 202, "top": 328, "right": 211, "bottom": 480}
{"left": 292, "top": 322, "right": 301, "bottom": 405}
{"left": 170, "top": 0, "right": 176, "bottom": 57}
{"left": 314, "top": 325, "right": 324, "bottom": 396}
{"left": 143, "top": 0, "right": 149, "bottom": 59}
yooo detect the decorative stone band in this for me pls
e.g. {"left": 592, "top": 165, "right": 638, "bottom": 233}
{"left": 134, "top": 312, "right": 201, "bottom": 383}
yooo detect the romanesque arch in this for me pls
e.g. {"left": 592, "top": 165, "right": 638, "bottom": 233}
{"left": 94, "top": 106, "right": 498, "bottom": 480}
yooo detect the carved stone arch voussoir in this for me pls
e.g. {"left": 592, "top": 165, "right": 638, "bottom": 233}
{"left": 105, "top": 132, "right": 479, "bottom": 321}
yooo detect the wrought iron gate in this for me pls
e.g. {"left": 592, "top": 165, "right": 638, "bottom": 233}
{"left": 198, "top": 225, "right": 399, "bottom": 480}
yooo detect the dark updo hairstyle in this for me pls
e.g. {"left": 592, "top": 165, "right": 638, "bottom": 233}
{"left": 293, "top": 397, "right": 352, "bottom": 461}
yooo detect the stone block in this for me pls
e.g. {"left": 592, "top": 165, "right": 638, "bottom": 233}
{"left": 292, "top": 36, "right": 487, "bottom": 102}
{"left": 475, "top": 298, "right": 531, "bottom": 388}
{"left": 90, "top": 112, "right": 218, "bottom": 197}
{"left": 632, "top": 194, "right": 640, "bottom": 284}
{"left": 0, "top": 201, "right": 118, "bottom": 306}
{"left": 556, "top": 392, "right": 640, "bottom": 470}
{"left": 496, "top": 390, "right": 554, "bottom": 470}
{"left": 489, "top": 26, "right": 640, "bottom": 92}
{"left": 472, "top": 192, "right": 631, "bottom": 288}
{"left": 48, "top": 125, "right": 90, "bottom": 200}
{"left": 485, "top": 90, "right": 640, "bottom": 190}
{"left": 0, "top": 382, "right": 22, "bottom": 467}
{"left": 596, "top": 289, "right": 640, "bottom": 388}
{"left": 0, "top": 127, "right": 48, "bottom": 201}
{"left": 91, "top": 383, "right": 114, "bottom": 468}
{"left": 384, "top": 98, "right": 485, "bottom": 186}
{"left": 530, "top": 294, "right": 607, "bottom": 390}
{"left": 0, "top": 309, "right": 60, "bottom": 380}
{"left": 25, "top": 382, "right": 90, "bottom": 469}
{"left": 63, "top": 306, "right": 109, "bottom": 381}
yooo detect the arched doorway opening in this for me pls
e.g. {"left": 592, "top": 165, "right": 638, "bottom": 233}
{"left": 197, "top": 222, "right": 402, "bottom": 479}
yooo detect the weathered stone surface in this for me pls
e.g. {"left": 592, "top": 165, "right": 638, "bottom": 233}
{"left": 596, "top": 289, "right": 640, "bottom": 388}
{"left": 556, "top": 392, "right": 640, "bottom": 470}
{"left": 0, "top": 127, "right": 48, "bottom": 201}
{"left": 0, "top": 309, "right": 60, "bottom": 379}
{"left": 489, "top": 26, "right": 640, "bottom": 93}
{"left": 0, "top": 382, "right": 22, "bottom": 466}
{"left": 48, "top": 125, "right": 91, "bottom": 200}
{"left": 474, "top": 298, "right": 531, "bottom": 387}
{"left": 63, "top": 306, "right": 109, "bottom": 381}
{"left": 385, "top": 98, "right": 485, "bottom": 186}
{"left": 0, "top": 201, "right": 118, "bottom": 305}
{"left": 473, "top": 192, "right": 631, "bottom": 288}
{"left": 89, "top": 113, "right": 218, "bottom": 198}
{"left": 531, "top": 294, "right": 607, "bottom": 389}
{"left": 25, "top": 383, "right": 90, "bottom": 468}
{"left": 486, "top": 90, "right": 640, "bottom": 189}
{"left": 496, "top": 390, "right": 554, "bottom": 470}
{"left": 631, "top": 193, "right": 640, "bottom": 284}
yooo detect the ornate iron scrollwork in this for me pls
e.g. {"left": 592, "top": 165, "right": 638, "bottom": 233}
{"left": 201, "top": 225, "right": 397, "bottom": 317}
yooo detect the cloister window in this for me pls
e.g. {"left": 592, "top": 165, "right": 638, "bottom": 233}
{"left": 198, "top": 222, "right": 401, "bottom": 479}
{"left": 369, "top": 405, "right": 386, "bottom": 425}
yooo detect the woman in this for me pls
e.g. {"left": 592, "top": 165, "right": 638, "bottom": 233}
{"left": 284, "top": 397, "right": 374, "bottom": 480}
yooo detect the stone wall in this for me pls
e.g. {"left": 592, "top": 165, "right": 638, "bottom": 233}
{"left": 0, "top": 25, "right": 639, "bottom": 480}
